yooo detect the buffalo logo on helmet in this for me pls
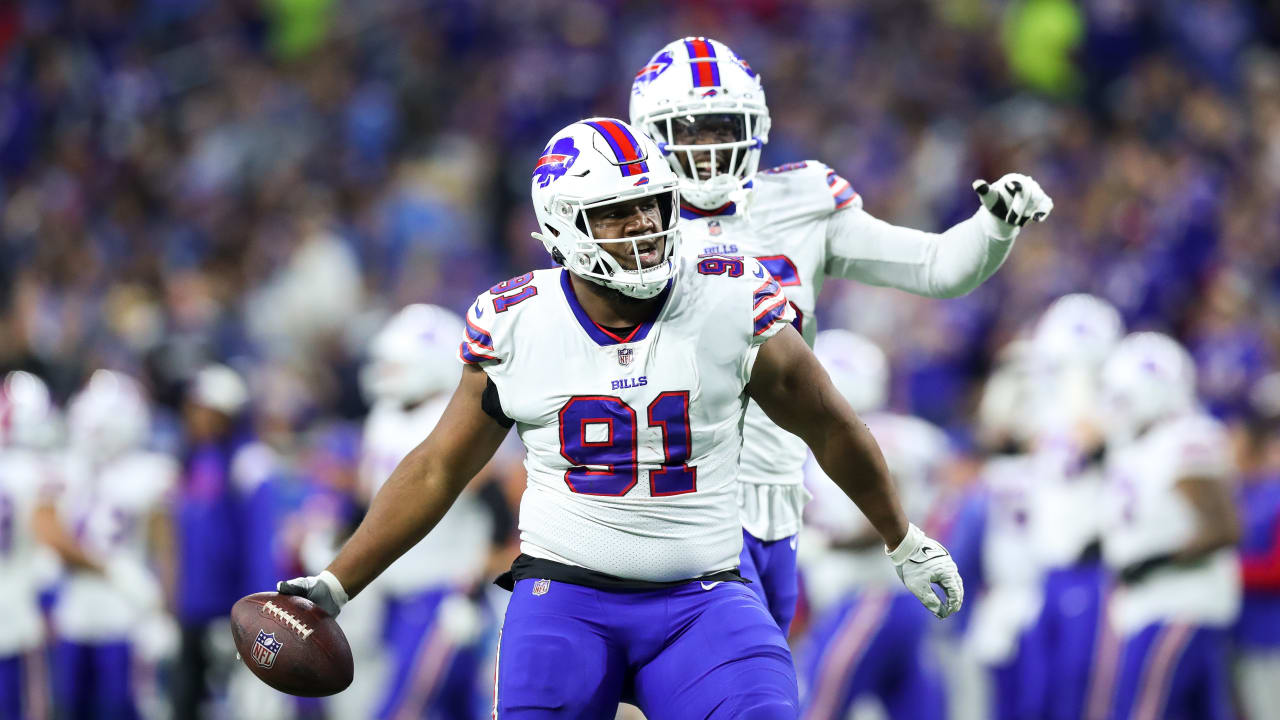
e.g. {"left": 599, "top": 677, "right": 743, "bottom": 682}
{"left": 532, "top": 137, "right": 581, "bottom": 188}
{"left": 633, "top": 51, "right": 675, "bottom": 87}
{"left": 252, "top": 630, "right": 284, "bottom": 669}
{"left": 731, "top": 50, "right": 756, "bottom": 78}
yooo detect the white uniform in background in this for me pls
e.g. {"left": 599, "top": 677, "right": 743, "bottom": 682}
{"left": 1102, "top": 414, "right": 1240, "bottom": 634}
{"left": 54, "top": 451, "right": 176, "bottom": 642}
{"left": 0, "top": 447, "right": 53, "bottom": 657}
{"left": 462, "top": 257, "right": 797, "bottom": 581}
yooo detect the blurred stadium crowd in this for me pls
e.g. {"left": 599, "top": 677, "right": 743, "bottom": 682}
{"left": 1, "top": 0, "right": 1279, "bottom": 719}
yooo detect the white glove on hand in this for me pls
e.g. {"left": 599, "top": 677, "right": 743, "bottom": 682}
{"left": 887, "top": 523, "right": 964, "bottom": 619}
{"left": 972, "top": 173, "right": 1053, "bottom": 233}
{"left": 277, "top": 570, "right": 349, "bottom": 618}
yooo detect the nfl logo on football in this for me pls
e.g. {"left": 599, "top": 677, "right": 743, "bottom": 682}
{"left": 617, "top": 348, "right": 634, "bottom": 366}
{"left": 252, "top": 629, "right": 284, "bottom": 669}
{"left": 532, "top": 579, "right": 551, "bottom": 596}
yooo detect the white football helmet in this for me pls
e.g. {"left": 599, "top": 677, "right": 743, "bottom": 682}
{"left": 1100, "top": 332, "right": 1197, "bottom": 440}
{"left": 976, "top": 341, "right": 1037, "bottom": 450}
{"left": 1031, "top": 294, "right": 1124, "bottom": 368}
{"left": 1, "top": 371, "right": 59, "bottom": 449}
{"left": 531, "top": 117, "right": 681, "bottom": 300}
{"left": 630, "top": 37, "right": 770, "bottom": 210}
{"left": 68, "top": 370, "right": 151, "bottom": 462}
{"left": 360, "top": 304, "right": 464, "bottom": 405}
{"left": 813, "top": 330, "right": 889, "bottom": 414}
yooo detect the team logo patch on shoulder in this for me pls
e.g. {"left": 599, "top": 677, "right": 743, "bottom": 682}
{"left": 252, "top": 629, "right": 283, "bottom": 669}
{"left": 532, "top": 579, "right": 551, "bottom": 596}
{"left": 533, "top": 137, "right": 581, "bottom": 188}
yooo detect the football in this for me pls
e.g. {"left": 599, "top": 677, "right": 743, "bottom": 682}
{"left": 230, "top": 592, "right": 353, "bottom": 697}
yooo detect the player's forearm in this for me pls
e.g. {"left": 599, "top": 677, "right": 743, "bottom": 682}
{"left": 807, "top": 414, "right": 910, "bottom": 550}
{"left": 1173, "top": 478, "right": 1241, "bottom": 563}
{"left": 32, "top": 505, "right": 104, "bottom": 573}
{"left": 326, "top": 446, "right": 469, "bottom": 598}
{"left": 825, "top": 209, "right": 1015, "bottom": 299}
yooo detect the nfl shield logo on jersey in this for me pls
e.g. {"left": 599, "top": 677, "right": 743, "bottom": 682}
{"left": 708, "top": 220, "right": 722, "bottom": 236}
{"left": 617, "top": 347, "right": 634, "bottom": 366}
{"left": 532, "top": 579, "right": 551, "bottom": 596}
{"left": 252, "top": 630, "right": 283, "bottom": 669}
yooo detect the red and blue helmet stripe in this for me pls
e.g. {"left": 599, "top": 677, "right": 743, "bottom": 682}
{"left": 583, "top": 120, "right": 650, "bottom": 177}
{"left": 684, "top": 38, "right": 722, "bottom": 88}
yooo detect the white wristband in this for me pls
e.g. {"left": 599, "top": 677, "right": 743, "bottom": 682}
{"left": 317, "top": 570, "right": 350, "bottom": 608}
{"left": 886, "top": 523, "right": 925, "bottom": 565}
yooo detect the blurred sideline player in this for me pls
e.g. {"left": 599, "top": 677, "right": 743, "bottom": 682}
{"left": 629, "top": 36, "right": 1054, "bottom": 632}
{"left": 799, "top": 331, "right": 950, "bottom": 720}
{"left": 0, "top": 372, "right": 60, "bottom": 720}
{"left": 963, "top": 339, "right": 1048, "bottom": 720}
{"left": 1233, "top": 372, "right": 1280, "bottom": 720}
{"left": 1024, "top": 295, "right": 1124, "bottom": 720}
{"left": 357, "top": 304, "right": 492, "bottom": 720}
{"left": 38, "top": 371, "right": 177, "bottom": 720}
{"left": 1098, "top": 333, "right": 1241, "bottom": 720}
{"left": 277, "top": 117, "right": 962, "bottom": 719}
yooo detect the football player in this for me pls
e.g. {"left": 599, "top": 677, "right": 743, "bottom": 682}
{"left": 358, "top": 304, "right": 493, "bottom": 720}
{"left": 0, "top": 372, "right": 60, "bottom": 720}
{"left": 279, "top": 117, "right": 961, "bottom": 719}
{"left": 1098, "top": 333, "right": 1241, "bottom": 720}
{"left": 799, "top": 331, "right": 951, "bottom": 720}
{"left": 629, "top": 36, "right": 1053, "bottom": 632}
{"left": 1023, "top": 294, "right": 1124, "bottom": 720}
{"left": 41, "top": 371, "right": 177, "bottom": 720}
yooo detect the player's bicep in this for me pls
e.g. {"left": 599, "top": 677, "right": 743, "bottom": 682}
{"left": 746, "top": 324, "right": 854, "bottom": 441}
{"left": 412, "top": 365, "right": 511, "bottom": 489}
{"left": 1174, "top": 476, "right": 1241, "bottom": 544}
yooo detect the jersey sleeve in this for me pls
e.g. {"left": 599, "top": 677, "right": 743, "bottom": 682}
{"left": 747, "top": 257, "right": 797, "bottom": 346}
{"left": 758, "top": 160, "right": 862, "bottom": 216}
{"left": 1165, "top": 417, "right": 1234, "bottom": 482}
{"left": 458, "top": 291, "right": 506, "bottom": 368}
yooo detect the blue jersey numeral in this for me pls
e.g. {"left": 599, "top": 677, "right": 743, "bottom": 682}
{"left": 557, "top": 393, "right": 696, "bottom": 496}
{"left": 697, "top": 256, "right": 745, "bottom": 277}
{"left": 490, "top": 272, "right": 538, "bottom": 312}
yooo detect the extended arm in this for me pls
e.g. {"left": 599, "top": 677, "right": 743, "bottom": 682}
{"left": 825, "top": 174, "right": 1052, "bottom": 298}
{"left": 1173, "top": 477, "right": 1241, "bottom": 561}
{"left": 282, "top": 366, "right": 510, "bottom": 611}
{"left": 747, "top": 325, "right": 962, "bottom": 617}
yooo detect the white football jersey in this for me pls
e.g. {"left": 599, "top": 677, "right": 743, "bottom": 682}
{"left": 0, "top": 448, "right": 56, "bottom": 654}
{"left": 460, "top": 257, "right": 796, "bottom": 582}
{"left": 802, "top": 412, "right": 950, "bottom": 610}
{"left": 1102, "top": 413, "right": 1240, "bottom": 634}
{"left": 680, "top": 160, "right": 1014, "bottom": 540}
{"left": 1028, "top": 432, "right": 1106, "bottom": 569}
{"left": 54, "top": 451, "right": 176, "bottom": 641}
{"left": 361, "top": 397, "right": 492, "bottom": 593}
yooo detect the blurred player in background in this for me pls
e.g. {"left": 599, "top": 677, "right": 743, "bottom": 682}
{"left": 1234, "top": 372, "right": 1280, "bottom": 720}
{"left": 629, "top": 36, "right": 1053, "bottom": 632}
{"left": 41, "top": 371, "right": 177, "bottom": 720}
{"left": 0, "top": 372, "right": 59, "bottom": 720}
{"left": 172, "top": 364, "right": 252, "bottom": 720}
{"left": 800, "top": 330, "right": 951, "bottom": 720}
{"left": 357, "top": 304, "right": 492, "bottom": 720}
{"left": 278, "top": 117, "right": 962, "bottom": 719}
{"left": 1098, "top": 333, "right": 1241, "bottom": 720}
{"left": 1024, "top": 294, "right": 1124, "bottom": 720}
{"left": 965, "top": 341, "right": 1047, "bottom": 720}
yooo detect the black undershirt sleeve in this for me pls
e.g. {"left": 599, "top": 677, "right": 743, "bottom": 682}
{"left": 481, "top": 375, "right": 515, "bottom": 429}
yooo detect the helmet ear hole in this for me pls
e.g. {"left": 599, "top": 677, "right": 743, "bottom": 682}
{"left": 544, "top": 224, "right": 560, "bottom": 238}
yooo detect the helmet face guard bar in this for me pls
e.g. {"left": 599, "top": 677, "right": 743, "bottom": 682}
{"left": 551, "top": 179, "right": 682, "bottom": 298}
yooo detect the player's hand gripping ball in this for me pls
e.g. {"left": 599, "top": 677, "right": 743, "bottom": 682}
{"left": 230, "top": 592, "right": 353, "bottom": 696}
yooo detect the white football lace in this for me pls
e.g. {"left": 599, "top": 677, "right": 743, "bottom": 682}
{"left": 263, "top": 600, "right": 315, "bottom": 640}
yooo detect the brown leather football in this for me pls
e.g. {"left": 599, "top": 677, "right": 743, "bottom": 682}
{"left": 230, "top": 592, "right": 353, "bottom": 697}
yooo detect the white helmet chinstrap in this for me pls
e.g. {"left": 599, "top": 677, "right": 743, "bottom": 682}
{"left": 360, "top": 304, "right": 464, "bottom": 405}
{"left": 531, "top": 117, "right": 681, "bottom": 300}
{"left": 630, "top": 37, "right": 770, "bottom": 211}
{"left": 1100, "top": 332, "right": 1197, "bottom": 440}
{"left": 812, "top": 330, "right": 889, "bottom": 415}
